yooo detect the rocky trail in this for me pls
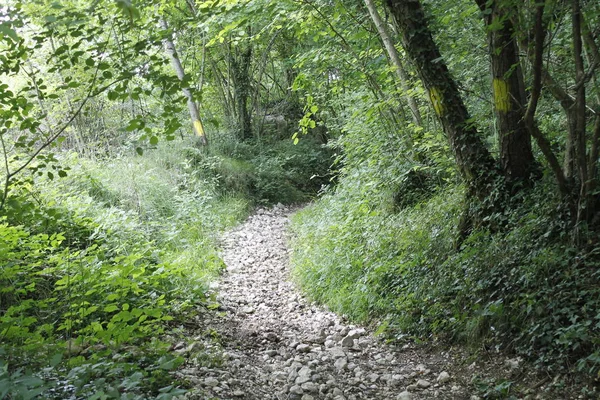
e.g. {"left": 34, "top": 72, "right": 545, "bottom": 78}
{"left": 175, "top": 206, "right": 553, "bottom": 400}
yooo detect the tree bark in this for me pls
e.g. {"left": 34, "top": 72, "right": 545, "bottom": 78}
{"left": 385, "top": 0, "right": 499, "bottom": 200}
{"left": 363, "top": 0, "right": 422, "bottom": 128}
{"left": 229, "top": 39, "right": 253, "bottom": 140}
{"left": 159, "top": 18, "right": 208, "bottom": 146}
{"left": 583, "top": 15, "right": 600, "bottom": 224}
{"left": 572, "top": 0, "right": 589, "bottom": 224}
{"left": 475, "top": 0, "right": 536, "bottom": 184}
{"left": 519, "top": 2, "right": 569, "bottom": 197}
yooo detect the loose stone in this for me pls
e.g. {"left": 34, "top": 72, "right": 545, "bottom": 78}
{"left": 417, "top": 379, "right": 431, "bottom": 388}
{"left": 437, "top": 371, "right": 451, "bottom": 384}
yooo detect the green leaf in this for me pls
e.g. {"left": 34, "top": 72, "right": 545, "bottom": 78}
{"left": 104, "top": 304, "right": 119, "bottom": 312}
{"left": 149, "top": 136, "right": 158, "bottom": 145}
{"left": 0, "top": 23, "right": 19, "bottom": 42}
{"left": 50, "top": 353, "right": 63, "bottom": 367}
{"left": 136, "top": 147, "right": 143, "bottom": 156}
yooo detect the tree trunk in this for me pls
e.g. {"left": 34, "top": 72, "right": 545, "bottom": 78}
{"left": 475, "top": 0, "right": 536, "bottom": 184}
{"left": 572, "top": 0, "right": 589, "bottom": 225}
{"left": 385, "top": 0, "right": 499, "bottom": 201}
{"left": 363, "top": 0, "right": 422, "bottom": 128}
{"left": 229, "top": 39, "right": 253, "bottom": 141}
{"left": 160, "top": 18, "right": 208, "bottom": 146}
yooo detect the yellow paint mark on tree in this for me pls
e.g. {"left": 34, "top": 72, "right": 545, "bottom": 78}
{"left": 193, "top": 119, "right": 205, "bottom": 137}
{"left": 493, "top": 78, "right": 511, "bottom": 112}
{"left": 429, "top": 87, "right": 445, "bottom": 116}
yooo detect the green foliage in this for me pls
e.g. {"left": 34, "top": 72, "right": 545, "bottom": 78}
{"left": 189, "top": 136, "right": 333, "bottom": 205}
{"left": 0, "top": 140, "right": 247, "bottom": 397}
{"left": 291, "top": 178, "right": 600, "bottom": 378}
{"left": 291, "top": 185, "right": 462, "bottom": 321}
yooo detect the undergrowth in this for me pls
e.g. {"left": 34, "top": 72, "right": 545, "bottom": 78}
{"left": 0, "top": 133, "right": 330, "bottom": 398}
{"left": 0, "top": 139, "right": 248, "bottom": 399}
{"left": 289, "top": 89, "right": 600, "bottom": 387}
{"left": 291, "top": 178, "right": 600, "bottom": 383}
{"left": 187, "top": 136, "right": 333, "bottom": 205}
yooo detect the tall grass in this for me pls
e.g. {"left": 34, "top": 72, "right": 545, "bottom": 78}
{"left": 290, "top": 176, "right": 600, "bottom": 379}
{"left": 0, "top": 138, "right": 249, "bottom": 398}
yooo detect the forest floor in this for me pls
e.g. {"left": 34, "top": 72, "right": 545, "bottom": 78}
{"left": 173, "top": 206, "right": 576, "bottom": 400}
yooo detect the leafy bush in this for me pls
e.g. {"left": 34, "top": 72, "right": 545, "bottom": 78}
{"left": 291, "top": 178, "right": 600, "bottom": 378}
{"left": 191, "top": 136, "right": 333, "bottom": 205}
{"left": 0, "top": 140, "right": 247, "bottom": 397}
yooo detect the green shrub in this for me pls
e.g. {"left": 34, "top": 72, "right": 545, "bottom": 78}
{"left": 291, "top": 184, "right": 463, "bottom": 321}
{"left": 189, "top": 136, "right": 333, "bottom": 205}
{"left": 0, "top": 140, "right": 248, "bottom": 397}
{"left": 291, "top": 179, "right": 600, "bottom": 378}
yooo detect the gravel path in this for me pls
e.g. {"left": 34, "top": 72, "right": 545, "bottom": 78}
{"left": 178, "top": 206, "right": 481, "bottom": 400}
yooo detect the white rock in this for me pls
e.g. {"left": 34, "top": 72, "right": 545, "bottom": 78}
{"left": 301, "top": 382, "right": 319, "bottom": 393}
{"left": 289, "top": 385, "right": 303, "bottom": 395}
{"left": 505, "top": 358, "right": 520, "bottom": 370}
{"left": 340, "top": 335, "right": 355, "bottom": 347}
{"left": 295, "top": 366, "right": 312, "bottom": 384}
{"left": 416, "top": 379, "right": 431, "bottom": 388}
{"left": 334, "top": 357, "right": 348, "bottom": 372}
{"left": 203, "top": 377, "right": 219, "bottom": 387}
{"left": 437, "top": 371, "right": 451, "bottom": 383}
{"left": 346, "top": 328, "right": 365, "bottom": 339}
{"left": 397, "top": 391, "right": 412, "bottom": 400}
{"left": 328, "top": 347, "right": 347, "bottom": 359}
{"left": 296, "top": 343, "right": 311, "bottom": 353}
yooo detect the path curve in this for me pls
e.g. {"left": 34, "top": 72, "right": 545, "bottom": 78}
{"left": 180, "top": 206, "right": 471, "bottom": 400}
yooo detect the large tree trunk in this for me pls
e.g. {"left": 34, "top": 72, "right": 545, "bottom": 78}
{"left": 160, "top": 18, "right": 208, "bottom": 146}
{"left": 475, "top": 0, "right": 536, "bottom": 185}
{"left": 363, "top": 0, "right": 422, "bottom": 128}
{"left": 385, "top": 0, "right": 499, "bottom": 201}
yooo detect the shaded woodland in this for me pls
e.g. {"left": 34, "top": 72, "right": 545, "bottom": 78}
{"left": 1, "top": 0, "right": 600, "bottom": 397}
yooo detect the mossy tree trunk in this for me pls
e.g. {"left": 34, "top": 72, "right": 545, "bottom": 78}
{"left": 474, "top": 0, "right": 537, "bottom": 186}
{"left": 385, "top": 0, "right": 500, "bottom": 202}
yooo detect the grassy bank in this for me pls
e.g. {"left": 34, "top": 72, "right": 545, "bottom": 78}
{"left": 1, "top": 139, "right": 247, "bottom": 398}
{"left": 290, "top": 178, "right": 600, "bottom": 384}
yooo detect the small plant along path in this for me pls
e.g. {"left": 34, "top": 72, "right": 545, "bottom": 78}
{"left": 176, "top": 206, "right": 535, "bottom": 400}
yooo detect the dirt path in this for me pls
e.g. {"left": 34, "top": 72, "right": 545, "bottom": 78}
{"left": 176, "top": 206, "right": 508, "bottom": 400}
